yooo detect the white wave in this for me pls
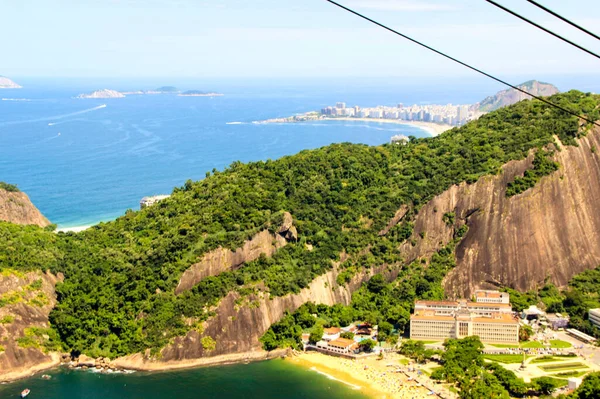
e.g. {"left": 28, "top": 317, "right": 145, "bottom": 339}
{"left": 2, "top": 98, "right": 31, "bottom": 102}
{"left": 48, "top": 122, "right": 56, "bottom": 126}
{"left": 0, "top": 104, "right": 107, "bottom": 127}
{"left": 309, "top": 367, "right": 361, "bottom": 390}
{"left": 226, "top": 121, "right": 244, "bottom": 125}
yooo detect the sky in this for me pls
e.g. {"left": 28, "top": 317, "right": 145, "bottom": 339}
{"left": 1, "top": 0, "right": 599, "bottom": 82}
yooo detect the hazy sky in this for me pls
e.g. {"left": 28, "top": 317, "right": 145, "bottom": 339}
{"left": 2, "top": 0, "right": 599, "bottom": 79}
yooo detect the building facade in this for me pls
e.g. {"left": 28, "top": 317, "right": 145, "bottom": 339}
{"left": 410, "top": 291, "right": 519, "bottom": 344}
{"left": 589, "top": 308, "right": 600, "bottom": 329}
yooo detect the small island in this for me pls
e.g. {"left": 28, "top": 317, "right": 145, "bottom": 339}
{"left": 178, "top": 90, "right": 223, "bottom": 97}
{"left": 77, "top": 89, "right": 125, "bottom": 99}
{"left": 0, "top": 76, "right": 22, "bottom": 89}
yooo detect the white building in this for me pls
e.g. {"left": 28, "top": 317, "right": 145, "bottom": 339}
{"left": 475, "top": 290, "right": 510, "bottom": 304}
{"left": 589, "top": 308, "right": 600, "bottom": 329}
{"left": 140, "top": 194, "right": 170, "bottom": 209}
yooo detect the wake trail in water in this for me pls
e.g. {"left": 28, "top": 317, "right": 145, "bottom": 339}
{"left": 0, "top": 104, "right": 107, "bottom": 127}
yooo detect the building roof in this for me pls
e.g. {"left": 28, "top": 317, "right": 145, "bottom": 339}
{"left": 411, "top": 311, "right": 518, "bottom": 324}
{"left": 475, "top": 290, "right": 504, "bottom": 298}
{"left": 467, "top": 302, "right": 511, "bottom": 308}
{"left": 324, "top": 327, "right": 341, "bottom": 335}
{"left": 415, "top": 300, "right": 458, "bottom": 306}
{"left": 328, "top": 338, "right": 357, "bottom": 348}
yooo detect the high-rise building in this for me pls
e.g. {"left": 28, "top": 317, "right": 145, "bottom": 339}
{"left": 336, "top": 102, "right": 346, "bottom": 109}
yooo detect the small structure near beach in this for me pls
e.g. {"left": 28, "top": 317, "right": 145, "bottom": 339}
{"left": 140, "top": 195, "right": 170, "bottom": 209}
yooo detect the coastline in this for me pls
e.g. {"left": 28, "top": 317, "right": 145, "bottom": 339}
{"left": 287, "top": 352, "right": 451, "bottom": 399}
{"left": 0, "top": 353, "right": 61, "bottom": 383}
{"left": 257, "top": 116, "right": 452, "bottom": 137}
{"left": 56, "top": 225, "right": 92, "bottom": 233}
{"left": 109, "top": 349, "right": 289, "bottom": 372}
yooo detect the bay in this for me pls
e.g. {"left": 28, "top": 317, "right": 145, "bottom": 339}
{"left": 0, "top": 360, "right": 369, "bottom": 399}
{"left": 0, "top": 79, "right": 437, "bottom": 228}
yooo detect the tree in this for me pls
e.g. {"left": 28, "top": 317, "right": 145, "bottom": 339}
{"left": 308, "top": 325, "right": 324, "bottom": 344}
{"left": 340, "top": 331, "right": 355, "bottom": 339}
{"left": 570, "top": 372, "right": 600, "bottom": 399}
{"left": 367, "top": 274, "right": 386, "bottom": 294}
{"left": 519, "top": 324, "right": 533, "bottom": 342}
{"left": 533, "top": 377, "right": 557, "bottom": 395}
{"left": 359, "top": 339, "right": 376, "bottom": 352}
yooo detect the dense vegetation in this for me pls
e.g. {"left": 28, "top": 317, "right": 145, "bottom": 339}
{"left": 505, "top": 150, "right": 559, "bottom": 197}
{"left": 0, "top": 91, "right": 598, "bottom": 358}
{"left": 0, "top": 182, "right": 20, "bottom": 192}
{"left": 503, "top": 266, "right": 600, "bottom": 339}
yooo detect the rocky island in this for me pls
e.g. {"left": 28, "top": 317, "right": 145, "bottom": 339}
{"left": 178, "top": 90, "right": 223, "bottom": 97}
{"left": 0, "top": 76, "right": 22, "bottom": 89}
{"left": 77, "top": 89, "right": 125, "bottom": 99}
{"left": 121, "top": 86, "right": 181, "bottom": 95}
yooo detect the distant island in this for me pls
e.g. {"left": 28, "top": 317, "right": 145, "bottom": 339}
{"left": 255, "top": 80, "right": 559, "bottom": 133}
{"left": 77, "top": 89, "right": 125, "bottom": 99}
{"left": 77, "top": 87, "right": 223, "bottom": 98}
{"left": 178, "top": 90, "right": 223, "bottom": 97}
{"left": 0, "top": 75, "right": 22, "bottom": 89}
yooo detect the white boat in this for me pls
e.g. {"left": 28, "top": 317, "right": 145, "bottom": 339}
{"left": 21, "top": 389, "right": 30, "bottom": 398}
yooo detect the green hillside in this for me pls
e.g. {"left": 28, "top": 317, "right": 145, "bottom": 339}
{"left": 0, "top": 91, "right": 598, "bottom": 358}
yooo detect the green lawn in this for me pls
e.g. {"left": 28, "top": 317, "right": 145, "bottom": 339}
{"left": 549, "top": 340, "right": 572, "bottom": 349}
{"left": 414, "top": 340, "right": 440, "bottom": 345}
{"left": 521, "top": 341, "right": 544, "bottom": 349}
{"left": 551, "top": 371, "right": 589, "bottom": 378}
{"left": 539, "top": 362, "right": 589, "bottom": 372}
{"left": 531, "top": 356, "right": 561, "bottom": 364}
{"left": 489, "top": 343, "right": 520, "bottom": 349}
{"left": 483, "top": 354, "right": 526, "bottom": 364}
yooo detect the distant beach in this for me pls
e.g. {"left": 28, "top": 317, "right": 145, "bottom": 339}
{"left": 57, "top": 225, "right": 91, "bottom": 233}
{"left": 321, "top": 118, "right": 453, "bottom": 136}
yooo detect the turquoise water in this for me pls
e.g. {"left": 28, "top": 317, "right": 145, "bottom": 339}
{"left": 0, "top": 360, "right": 369, "bottom": 399}
{"left": 0, "top": 79, "right": 439, "bottom": 228}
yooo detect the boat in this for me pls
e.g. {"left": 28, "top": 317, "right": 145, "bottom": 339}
{"left": 41, "top": 374, "right": 51, "bottom": 380}
{"left": 21, "top": 389, "right": 30, "bottom": 398}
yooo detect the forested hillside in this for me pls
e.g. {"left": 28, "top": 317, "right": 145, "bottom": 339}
{"left": 0, "top": 91, "right": 598, "bottom": 359}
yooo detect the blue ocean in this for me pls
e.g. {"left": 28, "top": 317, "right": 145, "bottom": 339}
{"left": 0, "top": 78, "right": 446, "bottom": 228}
{"left": 2, "top": 76, "right": 595, "bottom": 228}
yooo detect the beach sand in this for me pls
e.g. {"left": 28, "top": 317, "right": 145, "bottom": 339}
{"left": 325, "top": 118, "right": 453, "bottom": 136}
{"left": 287, "top": 352, "right": 454, "bottom": 399}
{"left": 56, "top": 225, "right": 91, "bottom": 233}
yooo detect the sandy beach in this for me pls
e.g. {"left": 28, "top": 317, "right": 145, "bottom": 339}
{"left": 56, "top": 225, "right": 91, "bottom": 233}
{"left": 287, "top": 352, "right": 455, "bottom": 399}
{"left": 323, "top": 118, "right": 453, "bottom": 136}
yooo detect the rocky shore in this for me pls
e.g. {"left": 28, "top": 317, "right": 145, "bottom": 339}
{"left": 0, "top": 349, "right": 289, "bottom": 383}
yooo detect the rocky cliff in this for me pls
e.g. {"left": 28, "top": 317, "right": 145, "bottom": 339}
{"left": 476, "top": 80, "right": 559, "bottom": 112}
{"left": 175, "top": 212, "right": 296, "bottom": 294}
{"left": 115, "top": 127, "right": 600, "bottom": 367}
{"left": 0, "top": 270, "right": 63, "bottom": 381}
{"left": 113, "top": 262, "right": 397, "bottom": 369}
{"left": 0, "top": 188, "right": 50, "bottom": 227}
{"left": 396, "top": 127, "right": 600, "bottom": 297}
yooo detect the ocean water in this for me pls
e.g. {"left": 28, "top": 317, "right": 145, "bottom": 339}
{"left": 0, "top": 360, "right": 369, "bottom": 399}
{"left": 0, "top": 79, "right": 439, "bottom": 228}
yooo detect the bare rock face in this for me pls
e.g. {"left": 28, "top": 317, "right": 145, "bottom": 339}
{"left": 0, "top": 189, "right": 50, "bottom": 227}
{"left": 114, "top": 263, "right": 397, "bottom": 368}
{"left": 398, "top": 127, "right": 600, "bottom": 297}
{"left": 0, "top": 270, "right": 63, "bottom": 381}
{"left": 175, "top": 213, "right": 295, "bottom": 294}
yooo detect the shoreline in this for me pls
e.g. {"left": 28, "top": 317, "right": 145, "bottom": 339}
{"left": 109, "top": 349, "right": 289, "bottom": 372}
{"left": 0, "top": 353, "right": 61, "bottom": 383}
{"left": 287, "top": 352, "right": 448, "bottom": 399}
{"left": 321, "top": 117, "right": 453, "bottom": 136}
{"left": 256, "top": 116, "right": 452, "bottom": 137}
